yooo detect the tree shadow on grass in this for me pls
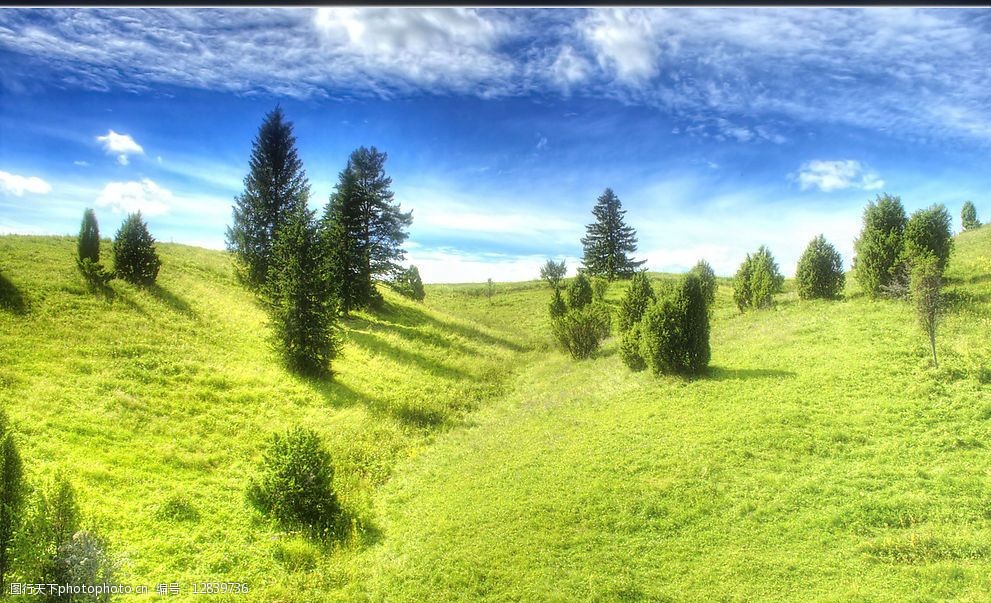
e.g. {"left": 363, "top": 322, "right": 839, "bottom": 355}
{"left": 149, "top": 283, "right": 197, "bottom": 318}
{"left": 347, "top": 329, "right": 473, "bottom": 382}
{"left": 303, "top": 370, "right": 451, "bottom": 430}
{"left": 372, "top": 299, "right": 527, "bottom": 353}
{"left": 0, "top": 273, "right": 27, "bottom": 314}
{"left": 707, "top": 366, "right": 797, "bottom": 381}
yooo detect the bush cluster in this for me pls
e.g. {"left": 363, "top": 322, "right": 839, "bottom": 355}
{"left": 566, "top": 272, "right": 593, "bottom": 309}
{"left": 796, "top": 235, "right": 845, "bottom": 300}
{"left": 636, "top": 273, "right": 710, "bottom": 376}
{"left": 853, "top": 194, "right": 907, "bottom": 298}
{"left": 617, "top": 271, "right": 655, "bottom": 334}
{"left": 690, "top": 259, "right": 716, "bottom": 307}
{"left": 551, "top": 303, "right": 612, "bottom": 360}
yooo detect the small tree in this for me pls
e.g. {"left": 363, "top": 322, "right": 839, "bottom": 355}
{"left": 690, "top": 259, "right": 716, "bottom": 307}
{"left": 853, "top": 193, "right": 907, "bottom": 298}
{"left": 48, "top": 531, "right": 115, "bottom": 602}
{"left": 618, "top": 271, "right": 655, "bottom": 333}
{"left": 16, "top": 473, "right": 83, "bottom": 595}
{"left": 248, "top": 427, "right": 340, "bottom": 536}
{"left": 548, "top": 287, "right": 566, "bottom": 319}
{"left": 552, "top": 304, "right": 612, "bottom": 360}
{"left": 112, "top": 212, "right": 161, "bottom": 286}
{"left": 591, "top": 276, "right": 608, "bottom": 302}
{"left": 486, "top": 278, "right": 494, "bottom": 303}
{"left": 734, "top": 246, "right": 783, "bottom": 311}
{"left": 393, "top": 265, "right": 425, "bottom": 302}
{"left": 961, "top": 201, "right": 981, "bottom": 231}
{"left": 76, "top": 209, "right": 111, "bottom": 286}
{"left": 581, "top": 188, "right": 646, "bottom": 279}
{"left": 567, "top": 272, "right": 593, "bottom": 309}
{"left": 0, "top": 410, "right": 23, "bottom": 595}
{"left": 620, "top": 321, "right": 646, "bottom": 371}
{"left": 796, "top": 234, "right": 845, "bottom": 300}
{"left": 264, "top": 205, "right": 339, "bottom": 377}
{"left": 539, "top": 259, "right": 566, "bottom": 289}
{"left": 904, "top": 204, "right": 953, "bottom": 275}
{"left": 912, "top": 254, "right": 942, "bottom": 369}
{"left": 639, "top": 273, "right": 710, "bottom": 376}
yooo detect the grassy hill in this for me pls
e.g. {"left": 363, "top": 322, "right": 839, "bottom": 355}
{"left": 1, "top": 228, "right": 990, "bottom": 601}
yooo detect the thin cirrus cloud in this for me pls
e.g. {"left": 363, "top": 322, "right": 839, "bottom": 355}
{"left": 96, "top": 178, "right": 172, "bottom": 216}
{"left": 1, "top": 9, "right": 990, "bottom": 144}
{"left": 793, "top": 160, "right": 885, "bottom": 193}
{"left": 96, "top": 130, "right": 144, "bottom": 165}
{"left": 0, "top": 170, "right": 52, "bottom": 196}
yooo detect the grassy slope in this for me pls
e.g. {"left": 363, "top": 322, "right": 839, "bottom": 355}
{"left": 1, "top": 229, "right": 989, "bottom": 601}
{"left": 367, "top": 227, "right": 991, "bottom": 602}
{"left": 0, "top": 235, "right": 533, "bottom": 602}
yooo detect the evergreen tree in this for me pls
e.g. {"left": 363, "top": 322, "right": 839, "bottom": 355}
{"left": 322, "top": 147, "right": 411, "bottom": 314}
{"left": 265, "top": 204, "right": 339, "bottom": 377}
{"left": 961, "top": 201, "right": 981, "bottom": 231}
{"left": 904, "top": 204, "right": 953, "bottom": 275}
{"left": 549, "top": 287, "right": 566, "bottom": 319}
{"left": 638, "top": 273, "right": 710, "bottom": 376}
{"left": 618, "top": 270, "right": 655, "bottom": 333}
{"left": 690, "top": 259, "right": 717, "bottom": 307}
{"left": 581, "top": 188, "right": 646, "bottom": 280}
{"left": 112, "top": 212, "right": 161, "bottom": 286}
{"left": 0, "top": 409, "right": 23, "bottom": 595}
{"left": 393, "top": 265, "right": 425, "bottom": 302}
{"left": 853, "top": 193, "right": 907, "bottom": 298}
{"left": 77, "top": 209, "right": 100, "bottom": 265}
{"left": 227, "top": 106, "right": 310, "bottom": 290}
{"left": 567, "top": 272, "right": 593, "bottom": 309}
{"left": 796, "top": 235, "right": 845, "bottom": 300}
{"left": 734, "top": 246, "right": 783, "bottom": 311}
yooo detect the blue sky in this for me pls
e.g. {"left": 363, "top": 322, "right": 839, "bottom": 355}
{"left": 1, "top": 8, "right": 990, "bottom": 282}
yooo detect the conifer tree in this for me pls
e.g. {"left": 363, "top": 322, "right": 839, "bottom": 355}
{"left": 77, "top": 209, "right": 100, "bottom": 265}
{"left": 618, "top": 270, "right": 655, "bottom": 333}
{"left": 227, "top": 106, "right": 310, "bottom": 290}
{"left": 690, "top": 259, "right": 717, "bottom": 307}
{"left": 265, "top": 204, "right": 339, "bottom": 377}
{"left": 961, "top": 201, "right": 980, "bottom": 231}
{"left": 322, "top": 147, "right": 412, "bottom": 314}
{"left": 567, "top": 272, "right": 593, "bottom": 309}
{"left": 581, "top": 188, "right": 645, "bottom": 280}
{"left": 112, "top": 212, "right": 161, "bottom": 286}
{"left": 904, "top": 204, "right": 953, "bottom": 275}
{"left": 796, "top": 235, "right": 845, "bottom": 300}
{"left": 853, "top": 193, "right": 907, "bottom": 298}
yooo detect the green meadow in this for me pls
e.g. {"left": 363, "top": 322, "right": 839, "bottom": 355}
{"left": 1, "top": 226, "right": 990, "bottom": 601}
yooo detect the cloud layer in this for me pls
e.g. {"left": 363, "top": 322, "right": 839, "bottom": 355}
{"left": 96, "top": 178, "right": 171, "bottom": 215}
{"left": 2, "top": 9, "right": 991, "bottom": 144}
{"left": 0, "top": 170, "right": 52, "bottom": 196}
{"left": 794, "top": 160, "right": 884, "bottom": 193}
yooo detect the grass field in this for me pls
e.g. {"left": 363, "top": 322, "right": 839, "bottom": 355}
{"left": 1, "top": 227, "right": 990, "bottom": 601}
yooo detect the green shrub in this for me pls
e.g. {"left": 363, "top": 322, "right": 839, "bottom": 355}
{"left": 591, "top": 276, "right": 608, "bottom": 302}
{"left": 912, "top": 253, "right": 942, "bottom": 369}
{"left": 853, "top": 193, "right": 907, "bottom": 298}
{"left": 393, "top": 265, "right": 425, "bottom": 302}
{"left": 620, "top": 321, "right": 646, "bottom": 371}
{"left": 548, "top": 287, "right": 566, "bottom": 319}
{"left": 618, "top": 271, "right": 655, "bottom": 333}
{"left": 961, "top": 201, "right": 981, "bottom": 231}
{"left": 640, "top": 274, "right": 710, "bottom": 376}
{"left": 112, "top": 212, "right": 161, "bottom": 286}
{"left": 796, "top": 234, "right": 845, "bottom": 300}
{"left": 690, "top": 259, "right": 716, "bottom": 307}
{"left": 566, "top": 272, "right": 593, "bottom": 309}
{"left": 248, "top": 427, "right": 340, "bottom": 536}
{"left": 904, "top": 204, "right": 953, "bottom": 275}
{"left": 552, "top": 303, "right": 611, "bottom": 360}
{"left": 734, "top": 246, "right": 783, "bottom": 311}
{"left": 76, "top": 209, "right": 111, "bottom": 286}
{"left": 0, "top": 409, "right": 24, "bottom": 595}
{"left": 47, "top": 531, "right": 115, "bottom": 602}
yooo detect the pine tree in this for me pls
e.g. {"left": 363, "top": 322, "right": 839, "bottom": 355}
{"left": 581, "top": 188, "right": 646, "bottom": 280}
{"left": 227, "top": 106, "right": 310, "bottom": 290}
{"left": 0, "top": 409, "right": 23, "bottom": 595}
{"left": 322, "top": 147, "right": 412, "bottom": 314}
{"left": 77, "top": 208, "right": 100, "bottom": 265}
{"left": 112, "top": 212, "right": 161, "bottom": 286}
{"left": 265, "top": 204, "right": 339, "bottom": 377}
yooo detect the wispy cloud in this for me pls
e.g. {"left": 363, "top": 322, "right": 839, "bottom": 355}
{"left": 793, "top": 160, "right": 884, "bottom": 192}
{"left": 96, "top": 178, "right": 171, "bottom": 215}
{"left": 96, "top": 129, "right": 144, "bottom": 165}
{"left": 0, "top": 170, "right": 52, "bottom": 196}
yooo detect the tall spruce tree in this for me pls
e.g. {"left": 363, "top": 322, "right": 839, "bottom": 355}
{"left": 321, "top": 147, "right": 412, "bottom": 315}
{"left": 581, "top": 188, "right": 645, "bottom": 280}
{"left": 227, "top": 106, "right": 310, "bottom": 290}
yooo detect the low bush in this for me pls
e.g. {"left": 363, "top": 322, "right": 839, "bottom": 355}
{"left": 552, "top": 303, "right": 611, "bottom": 360}
{"left": 734, "top": 246, "right": 783, "bottom": 311}
{"left": 248, "top": 427, "right": 340, "bottom": 536}
{"left": 591, "top": 276, "right": 608, "bottom": 302}
{"left": 566, "top": 273, "right": 593, "bottom": 309}
{"left": 618, "top": 271, "right": 655, "bottom": 333}
{"left": 639, "top": 273, "right": 710, "bottom": 376}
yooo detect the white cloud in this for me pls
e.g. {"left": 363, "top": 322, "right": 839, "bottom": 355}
{"left": 96, "top": 178, "right": 172, "bottom": 215}
{"left": 96, "top": 130, "right": 144, "bottom": 165}
{"left": 549, "top": 44, "right": 592, "bottom": 88}
{"left": 73, "top": 160, "right": 89, "bottom": 167}
{"left": 582, "top": 8, "right": 660, "bottom": 82}
{"left": 0, "top": 170, "right": 52, "bottom": 196}
{"left": 794, "top": 160, "right": 885, "bottom": 193}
